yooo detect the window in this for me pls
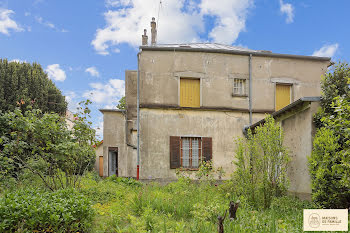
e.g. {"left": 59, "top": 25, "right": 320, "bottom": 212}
{"left": 181, "top": 137, "right": 201, "bottom": 168}
{"left": 180, "top": 78, "right": 200, "bottom": 107}
{"left": 233, "top": 78, "right": 247, "bottom": 96}
{"left": 170, "top": 136, "right": 212, "bottom": 169}
{"left": 275, "top": 84, "right": 291, "bottom": 111}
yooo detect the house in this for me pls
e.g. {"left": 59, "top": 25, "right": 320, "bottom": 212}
{"left": 99, "top": 19, "right": 331, "bottom": 198}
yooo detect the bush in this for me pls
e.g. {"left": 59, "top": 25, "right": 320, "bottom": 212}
{"left": 0, "top": 188, "right": 94, "bottom": 232}
{"left": 309, "top": 61, "right": 350, "bottom": 208}
{"left": 233, "top": 115, "right": 290, "bottom": 209}
{"left": 0, "top": 100, "right": 96, "bottom": 191}
{"left": 309, "top": 127, "right": 350, "bottom": 208}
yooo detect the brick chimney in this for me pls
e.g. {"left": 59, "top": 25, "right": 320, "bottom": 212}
{"left": 151, "top": 17, "right": 157, "bottom": 45}
{"left": 142, "top": 29, "right": 148, "bottom": 46}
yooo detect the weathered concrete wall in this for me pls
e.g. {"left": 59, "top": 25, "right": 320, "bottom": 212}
{"left": 138, "top": 108, "right": 265, "bottom": 180}
{"left": 101, "top": 111, "right": 127, "bottom": 177}
{"left": 280, "top": 102, "right": 320, "bottom": 200}
{"left": 138, "top": 51, "right": 329, "bottom": 111}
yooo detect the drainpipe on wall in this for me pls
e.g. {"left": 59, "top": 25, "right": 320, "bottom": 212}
{"left": 249, "top": 54, "right": 253, "bottom": 125}
{"left": 136, "top": 52, "right": 141, "bottom": 180}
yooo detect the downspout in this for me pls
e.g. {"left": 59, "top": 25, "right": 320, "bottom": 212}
{"left": 249, "top": 54, "right": 253, "bottom": 125}
{"left": 136, "top": 52, "right": 141, "bottom": 180}
{"left": 122, "top": 111, "right": 137, "bottom": 149}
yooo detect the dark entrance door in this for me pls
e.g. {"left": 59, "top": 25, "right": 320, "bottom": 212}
{"left": 108, "top": 147, "right": 118, "bottom": 176}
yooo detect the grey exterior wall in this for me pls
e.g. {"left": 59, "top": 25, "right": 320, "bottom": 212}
{"left": 101, "top": 49, "right": 328, "bottom": 198}
{"left": 138, "top": 51, "right": 329, "bottom": 110}
{"left": 280, "top": 101, "right": 320, "bottom": 200}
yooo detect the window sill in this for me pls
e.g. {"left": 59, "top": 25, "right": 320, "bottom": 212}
{"left": 232, "top": 93, "right": 248, "bottom": 97}
{"left": 178, "top": 168, "right": 199, "bottom": 171}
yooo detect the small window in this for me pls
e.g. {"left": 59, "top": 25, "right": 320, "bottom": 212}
{"left": 233, "top": 78, "right": 247, "bottom": 96}
{"left": 181, "top": 137, "right": 202, "bottom": 168}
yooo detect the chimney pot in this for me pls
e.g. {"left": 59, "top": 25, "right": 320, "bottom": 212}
{"left": 151, "top": 17, "right": 157, "bottom": 46}
{"left": 142, "top": 29, "right": 148, "bottom": 45}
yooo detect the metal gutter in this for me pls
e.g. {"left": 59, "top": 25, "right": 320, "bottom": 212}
{"left": 140, "top": 46, "right": 331, "bottom": 61}
{"left": 249, "top": 54, "right": 252, "bottom": 125}
{"left": 121, "top": 111, "right": 137, "bottom": 150}
{"left": 136, "top": 52, "right": 141, "bottom": 180}
{"left": 244, "top": 96, "right": 321, "bottom": 134}
{"left": 99, "top": 109, "right": 125, "bottom": 113}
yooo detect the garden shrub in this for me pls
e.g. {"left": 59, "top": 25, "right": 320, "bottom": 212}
{"left": 233, "top": 115, "right": 290, "bottom": 209}
{"left": 309, "top": 62, "right": 350, "bottom": 208}
{"left": 0, "top": 100, "right": 96, "bottom": 191}
{"left": 0, "top": 188, "right": 94, "bottom": 232}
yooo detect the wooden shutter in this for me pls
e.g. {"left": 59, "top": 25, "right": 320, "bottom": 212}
{"left": 275, "top": 84, "right": 291, "bottom": 111}
{"left": 99, "top": 156, "right": 103, "bottom": 177}
{"left": 180, "top": 78, "right": 200, "bottom": 107}
{"left": 202, "top": 137, "right": 212, "bottom": 161}
{"left": 170, "top": 136, "right": 181, "bottom": 169}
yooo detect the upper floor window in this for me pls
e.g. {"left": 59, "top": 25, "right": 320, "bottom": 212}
{"left": 180, "top": 78, "right": 200, "bottom": 107}
{"left": 275, "top": 84, "right": 291, "bottom": 111}
{"left": 233, "top": 78, "right": 247, "bottom": 96}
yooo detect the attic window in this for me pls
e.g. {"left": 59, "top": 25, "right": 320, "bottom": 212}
{"left": 233, "top": 78, "right": 247, "bottom": 96}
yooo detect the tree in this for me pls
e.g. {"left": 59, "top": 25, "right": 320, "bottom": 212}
{"left": 0, "top": 100, "right": 96, "bottom": 190}
{"left": 309, "top": 62, "right": 350, "bottom": 208}
{"left": 0, "top": 59, "right": 67, "bottom": 115}
{"left": 117, "top": 96, "right": 125, "bottom": 109}
{"left": 233, "top": 116, "right": 290, "bottom": 209}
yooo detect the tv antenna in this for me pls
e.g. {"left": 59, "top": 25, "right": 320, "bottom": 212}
{"left": 156, "top": 0, "right": 162, "bottom": 31}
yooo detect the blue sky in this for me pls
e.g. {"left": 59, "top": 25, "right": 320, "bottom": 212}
{"left": 0, "top": 0, "right": 349, "bottom": 138}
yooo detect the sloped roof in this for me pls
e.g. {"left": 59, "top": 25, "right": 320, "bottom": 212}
{"left": 147, "top": 43, "right": 257, "bottom": 53}
{"left": 140, "top": 43, "right": 331, "bottom": 61}
{"left": 245, "top": 96, "right": 321, "bottom": 133}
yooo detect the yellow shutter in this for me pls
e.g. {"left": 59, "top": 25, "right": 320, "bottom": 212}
{"left": 275, "top": 84, "right": 291, "bottom": 111}
{"left": 180, "top": 78, "right": 200, "bottom": 107}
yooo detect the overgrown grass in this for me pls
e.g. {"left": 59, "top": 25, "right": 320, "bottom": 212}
{"left": 79, "top": 174, "right": 349, "bottom": 233}
{"left": 1, "top": 172, "right": 349, "bottom": 232}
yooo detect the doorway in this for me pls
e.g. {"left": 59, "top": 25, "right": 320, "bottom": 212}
{"left": 108, "top": 147, "right": 118, "bottom": 176}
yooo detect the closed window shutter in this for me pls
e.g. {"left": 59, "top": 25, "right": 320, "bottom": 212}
{"left": 202, "top": 137, "right": 212, "bottom": 161}
{"left": 170, "top": 136, "right": 181, "bottom": 169}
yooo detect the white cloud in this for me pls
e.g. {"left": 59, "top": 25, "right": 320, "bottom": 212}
{"left": 83, "top": 79, "right": 125, "bottom": 107}
{"left": 200, "top": 0, "right": 253, "bottom": 44}
{"left": 312, "top": 43, "right": 339, "bottom": 58}
{"left": 64, "top": 91, "right": 80, "bottom": 112}
{"left": 94, "top": 119, "right": 104, "bottom": 139}
{"left": 279, "top": 0, "right": 294, "bottom": 23}
{"left": 35, "top": 16, "right": 68, "bottom": 32}
{"left": 85, "top": 66, "right": 100, "bottom": 77}
{"left": 46, "top": 64, "right": 66, "bottom": 82}
{"left": 92, "top": 0, "right": 253, "bottom": 55}
{"left": 0, "top": 8, "right": 23, "bottom": 35}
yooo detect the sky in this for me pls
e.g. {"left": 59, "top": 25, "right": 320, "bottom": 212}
{"left": 0, "top": 0, "right": 349, "bottom": 139}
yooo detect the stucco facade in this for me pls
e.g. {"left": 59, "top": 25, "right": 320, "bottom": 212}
{"left": 99, "top": 43, "right": 330, "bottom": 197}
{"left": 249, "top": 98, "right": 321, "bottom": 199}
